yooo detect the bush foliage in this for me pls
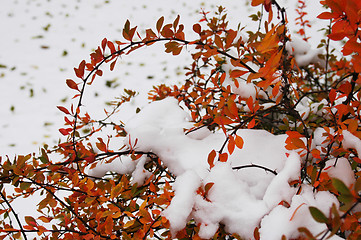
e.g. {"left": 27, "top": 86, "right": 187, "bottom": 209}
{"left": 1, "top": 0, "right": 361, "bottom": 239}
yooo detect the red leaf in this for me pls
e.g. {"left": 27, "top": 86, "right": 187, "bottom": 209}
{"left": 57, "top": 106, "right": 70, "bottom": 115}
{"left": 329, "top": 88, "right": 337, "bottom": 104}
{"left": 225, "top": 30, "right": 237, "bottom": 49}
{"left": 173, "top": 15, "right": 180, "bottom": 30}
{"left": 193, "top": 23, "right": 201, "bottom": 34}
{"left": 156, "top": 16, "right": 164, "bottom": 33}
{"left": 110, "top": 59, "right": 117, "bottom": 71}
{"left": 66, "top": 79, "right": 79, "bottom": 91}
{"left": 328, "top": 32, "right": 346, "bottom": 41}
{"left": 254, "top": 227, "right": 260, "bottom": 240}
{"left": 107, "top": 41, "right": 116, "bottom": 54}
{"left": 25, "top": 216, "right": 37, "bottom": 227}
{"left": 317, "top": 12, "right": 335, "bottom": 19}
{"left": 101, "top": 38, "right": 107, "bottom": 51}
{"left": 59, "top": 128, "right": 72, "bottom": 136}
{"left": 161, "top": 24, "right": 174, "bottom": 38}
{"left": 74, "top": 60, "right": 86, "bottom": 79}
{"left": 64, "top": 116, "right": 73, "bottom": 125}
{"left": 123, "top": 20, "right": 131, "bottom": 41}
{"left": 96, "top": 69, "right": 103, "bottom": 76}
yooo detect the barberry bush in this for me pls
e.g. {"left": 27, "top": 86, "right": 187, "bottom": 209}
{"left": 1, "top": 0, "right": 361, "bottom": 239}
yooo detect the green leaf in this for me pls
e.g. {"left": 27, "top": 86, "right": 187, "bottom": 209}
{"left": 332, "top": 178, "right": 352, "bottom": 195}
{"left": 20, "top": 182, "right": 32, "bottom": 191}
{"left": 309, "top": 206, "right": 328, "bottom": 224}
{"left": 39, "top": 148, "right": 49, "bottom": 164}
{"left": 354, "top": 177, "right": 361, "bottom": 193}
{"left": 298, "top": 227, "right": 315, "bottom": 239}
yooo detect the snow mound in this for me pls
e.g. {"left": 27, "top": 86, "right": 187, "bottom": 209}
{"left": 116, "top": 98, "right": 343, "bottom": 239}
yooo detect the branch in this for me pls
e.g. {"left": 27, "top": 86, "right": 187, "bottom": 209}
{"left": 0, "top": 191, "right": 28, "bottom": 240}
{"left": 26, "top": 178, "right": 111, "bottom": 239}
{"left": 232, "top": 164, "right": 278, "bottom": 175}
{"left": 71, "top": 35, "right": 259, "bottom": 155}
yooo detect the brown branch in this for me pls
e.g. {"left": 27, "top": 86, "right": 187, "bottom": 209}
{"left": 232, "top": 164, "right": 278, "bottom": 175}
{"left": 0, "top": 191, "right": 28, "bottom": 240}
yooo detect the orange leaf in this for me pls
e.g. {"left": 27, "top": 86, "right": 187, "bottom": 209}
{"left": 248, "top": 118, "right": 256, "bottom": 129}
{"left": 104, "top": 216, "right": 113, "bottom": 235}
{"left": 214, "top": 35, "right": 223, "bottom": 49}
{"left": 204, "top": 182, "right": 214, "bottom": 196}
{"left": 228, "top": 135, "right": 236, "bottom": 154}
{"left": 342, "top": 40, "right": 361, "bottom": 56}
{"left": 227, "top": 97, "right": 238, "bottom": 117}
{"left": 207, "top": 150, "right": 216, "bottom": 168}
{"left": 96, "top": 138, "right": 107, "bottom": 152}
{"left": 111, "top": 182, "right": 123, "bottom": 199}
{"left": 292, "top": 138, "right": 306, "bottom": 149}
{"left": 38, "top": 216, "right": 51, "bottom": 223}
{"left": 251, "top": 0, "right": 264, "bottom": 6}
{"left": 219, "top": 152, "right": 228, "bottom": 162}
{"left": 229, "top": 70, "right": 248, "bottom": 78}
{"left": 235, "top": 135, "right": 244, "bottom": 149}
{"left": 289, "top": 203, "right": 306, "bottom": 221}
{"left": 246, "top": 96, "right": 254, "bottom": 112}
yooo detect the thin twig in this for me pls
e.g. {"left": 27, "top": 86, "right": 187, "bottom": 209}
{"left": 0, "top": 191, "right": 28, "bottom": 240}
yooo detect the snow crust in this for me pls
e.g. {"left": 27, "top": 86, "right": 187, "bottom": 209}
{"left": 88, "top": 97, "right": 355, "bottom": 239}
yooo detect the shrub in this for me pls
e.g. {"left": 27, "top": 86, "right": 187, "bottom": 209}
{"left": 1, "top": 0, "right": 361, "bottom": 239}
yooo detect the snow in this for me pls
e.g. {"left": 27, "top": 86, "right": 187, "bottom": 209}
{"left": 260, "top": 185, "right": 341, "bottom": 240}
{"left": 1, "top": 0, "right": 354, "bottom": 239}
{"left": 119, "top": 97, "right": 347, "bottom": 239}
{"left": 324, "top": 157, "right": 355, "bottom": 187}
{"left": 343, "top": 130, "right": 361, "bottom": 158}
{"left": 163, "top": 171, "right": 201, "bottom": 234}
{"left": 286, "top": 36, "right": 326, "bottom": 68}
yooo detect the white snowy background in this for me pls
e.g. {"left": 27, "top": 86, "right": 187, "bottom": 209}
{"left": 2, "top": 0, "right": 356, "bottom": 239}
